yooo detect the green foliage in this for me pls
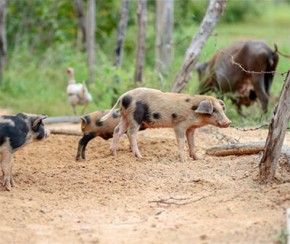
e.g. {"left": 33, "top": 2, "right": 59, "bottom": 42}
{"left": 7, "top": 1, "right": 75, "bottom": 51}
{"left": 1, "top": 0, "right": 290, "bottom": 128}
{"left": 277, "top": 227, "right": 288, "bottom": 244}
{"left": 174, "top": 0, "right": 208, "bottom": 26}
{"left": 221, "top": 0, "right": 261, "bottom": 23}
{"left": 174, "top": 0, "right": 261, "bottom": 26}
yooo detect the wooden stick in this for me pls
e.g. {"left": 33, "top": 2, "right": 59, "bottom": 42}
{"left": 206, "top": 142, "right": 290, "bottom": 160}
{"left": 206, "top": 142, "right": 265, "bottom": 156}
{"left": 49, "top": 128, "right": 82, "bottom": 136}
{"left": 44, "top": 116, "right": 81, "bottom": 124}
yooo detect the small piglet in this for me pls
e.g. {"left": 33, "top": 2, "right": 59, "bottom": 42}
{"left": 76, "top": 109, "right": 121, "bottom": 160}
{"left": 0, "top": 113, "right": 50, "bottom": 191}
{"left": 101, "top": 87, "right": 231, "bottom": 162}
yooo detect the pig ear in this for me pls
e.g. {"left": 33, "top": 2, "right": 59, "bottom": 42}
{"left": 80, "top": 117, "right": 88, "bottom": 131}
{"left": 81, "top": 117, "right": 87, "bottom": 124}
{"left": 218, "top": 100, "right": 226, "bottom": 111}
{"left": 32, "top": 115, "right": 47, "bottom": 130}
{"left": 195, "top": 100, "right": 213, "bottom": 115}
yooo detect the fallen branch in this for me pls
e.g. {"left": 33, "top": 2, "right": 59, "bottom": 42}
{"left": 50, "top": 128, "right": 82, "bottom": 136}
{"left": 206, "top": 142, "right": 265, "bottom": 156}
{"left": 206, "top": 142, "right": 290, "bottom": 163}
{"left": 149, "top": 195, "right": 211, "bottom": 206}
{"left": 44, "top": 116, "right": 81, "bottom": 124}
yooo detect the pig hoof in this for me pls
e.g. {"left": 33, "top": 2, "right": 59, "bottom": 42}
{"left": 10, "top": 179, "right": 15, "bottom": 187}
{"left": 110, "top": 148, "right": 117, "bottom": 156}
{"left": 5, "top": 185, "right": 12, "bottom": 191}
{"left": 3, "top": 179, "right": 12, "bottom": 191}
{"left": 190, "top": 154, "right": 199, "bottom": 160}
{"left": 135, "top": 153, "right": 142, "bottom": 158}
{"left": 181, "top": 158, "right": 187, "bottom": 163}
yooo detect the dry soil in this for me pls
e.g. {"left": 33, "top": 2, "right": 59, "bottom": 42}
{"left": 1, "top": 110, "right": 290, "bottom": 244}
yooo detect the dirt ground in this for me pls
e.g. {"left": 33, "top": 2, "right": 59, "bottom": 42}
{"left": 1, "top": 110, "right": 290, "bottom": 244}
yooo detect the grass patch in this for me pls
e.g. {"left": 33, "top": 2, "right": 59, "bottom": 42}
{"left": 0, "top": 2, "right": 289, "bottom": 127}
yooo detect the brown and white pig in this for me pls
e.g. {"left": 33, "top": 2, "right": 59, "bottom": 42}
{"left": 0, "top": 113, "right": 50, "bottom": 191}
{"left": 101, "top": 87, "right": 231, "bottom": 162}
{"left": 76, "top": 109, "right": 121, "bottom": 160}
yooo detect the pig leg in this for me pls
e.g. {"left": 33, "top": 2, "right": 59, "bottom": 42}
{"left": 76, "top": 143, "right": 84, "bottom": 161}
{"left": 127, "top": 125, "right": 142, "bottom": 158}
{"left": 174, "top": 125, "right": 187, "bottom": 162}
{"left": 9, "top": 158, "right": 14, "bottom": 187}
{"left": 186, "top": 127, "right": 198, "bottom": 160}
{"left": 1, "top": 150, "right": 13, "bottom": 191}
{"left": 76, "top": 133, "right": 96, "bottom": 160}
{"left": 110, "top": 117, "right": 128, "bottom": 155}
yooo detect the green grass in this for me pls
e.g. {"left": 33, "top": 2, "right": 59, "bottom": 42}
{"left": 0, "top": 2, "right": 289, "bottom": 128}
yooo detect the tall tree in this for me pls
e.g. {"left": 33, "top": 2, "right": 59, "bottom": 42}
{"left": 114, "top": 0, "right": 129, "bottom": 68}
{"left": 134, "top": 0, "right": 147, "bottom": 84}
{"left": 155, "top": 0, "right": 174, "bottom": 75}
{"left": 86, "top": 0, "right": 95, "bottom": 84}
{"left": 0, "top": 0, "right": 6, "bottom": 84}
{"left": 259, "top": 71, "right": 290, "bottom": 182}
{"left": 73, "top": 0, "right": 86, "bottom": 51}
{"left": 170, "top": 0, "right": 226, "bottom": 93}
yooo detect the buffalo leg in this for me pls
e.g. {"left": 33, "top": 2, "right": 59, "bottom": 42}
{"left": 252, "top": 74, "right": 269, "bottom": 113}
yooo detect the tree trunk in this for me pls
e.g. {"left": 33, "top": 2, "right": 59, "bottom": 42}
{"left": 0, "top": 0, "right": 6, "bottom": 85}
{"left": 114, "top": 0, "right": 129, "bottom": 68}
{"left": 134, "top": 0, "right": 147, "bottom": 84}
{"left": 259, "top": 71, "right": 290, "bottom": 182}
{"left": 86, "top": 0, "right": 95, "bottom": 84}
{"left": 170, "top": 0, "right": 226, "bottom": 93}
{"left": 73, "top": 0, "right": 86, "bottom": 51}
{"left": 155, "top": 0, "right": 174, "bottom": 75}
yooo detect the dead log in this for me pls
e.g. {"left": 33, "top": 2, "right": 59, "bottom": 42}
{"left": 49, "top": 128, "right": 82, "bottom": 136}
{"left": 44, "top": 116, "right": 81, "bottom": 124}
{"left": 170, "top": 0, "right": 226, "bottom": 93}
{"left": 206, "top": 142, "right": 265, "bottom": 156}
{"left": 0, "top": 0, "right": 7, "bottom": 84}
{"left": 155, "top": 0, "right": 174, "bottom": 75}
{"left": 259, "top": 71, "right": 290, "bottom": 181}
{"left": 206, "top": 142, "right": 290, "bottom": 163}
{"left": 134, "top": 0, "right": 147, "bottom": 83}
{"left": 73, "top": 0, "right": 86, "bottom": 50}
{"left": 114, "top": 0, "right": 129, "bottom": 68}
{"left": 87, "top": 0, "right": 95, "bottom": 84}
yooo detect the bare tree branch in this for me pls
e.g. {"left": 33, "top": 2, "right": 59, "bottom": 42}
{"left": 170, "top": 0, "right": 226, "bottom": 93}
{"left": 259, "top": 71, "right": 290, "bottom": 182}
{"left": 114, "top": 0, "right": 129, "bottom": 68}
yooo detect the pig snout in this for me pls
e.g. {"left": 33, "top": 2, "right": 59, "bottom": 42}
{"left": 217, "top": 117, "right": 231, "bottom": 127}
{"left": 44, "top": 129, "right": 50, "bottom": 138}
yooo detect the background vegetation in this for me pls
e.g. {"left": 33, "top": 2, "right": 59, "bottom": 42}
{"left": 0, "top": 0, "right": 290, "bottom": 127}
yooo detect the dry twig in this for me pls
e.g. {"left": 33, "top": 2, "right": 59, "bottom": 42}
{"left": 149, "top": 195, "right": 212, "bottom": 206}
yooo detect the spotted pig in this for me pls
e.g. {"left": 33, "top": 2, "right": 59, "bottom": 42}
{"left": 0, "top": 113, "right": 50, "bottom": 191}
{"left": 76, "top": 109, "right": 121, "bottom": 160}
{"left": 101, "top": 87, "right": 231, "bottom": 162}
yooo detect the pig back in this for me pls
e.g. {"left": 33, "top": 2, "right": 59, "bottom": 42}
{"left": 120, "top": 88, "right": 199, "bottom": 128}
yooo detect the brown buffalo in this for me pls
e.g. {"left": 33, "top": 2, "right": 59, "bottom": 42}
{"left": 196, "top": 40, "right": 279, "bottom": 114}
